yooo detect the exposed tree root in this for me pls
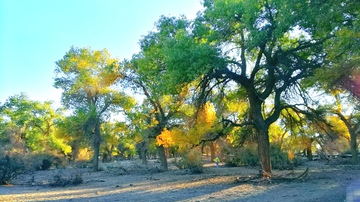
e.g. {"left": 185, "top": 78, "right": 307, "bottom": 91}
{"left": 235, "top": 167, "right": 309, "bottom": 184}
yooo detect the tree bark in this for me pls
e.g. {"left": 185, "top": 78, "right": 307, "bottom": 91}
{"left": 350, "top": 132, "right": 359, "bottom": 164}
{"left": 141, "top": 141, "right": 148, "bottom": 165}
{"left": 248, "top": 90, "right": 272, "bottom": 176}
{"left": 257, "top": 129, "right": 271, "bottom": 177}
{"left": 156, "top": 145, "right": 168, "bottom": 171}
{"left": 210, "top": 141, "right": 216, "bottom": 162}
{"left": 334, "top": 110, "right": 359, "bottom": 165}
{"left": 71, "top": 140, "right": 79, "bottom": 162}
{"left": 306, "top": 146, "right": 313, "bottom": 161}
{"left": 92, "top": 119, "right": 101, "bottom": 171}
{"left": 304, "top": 137, "right": 314, "bottom": 161}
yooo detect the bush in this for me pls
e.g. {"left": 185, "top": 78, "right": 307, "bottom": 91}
{"left": 50, "top": 172, "right": 83, "bottom": 187}
{"left": 224, "top": 145, "right": 259, "bottom": 167}
{"left": 271, "top": 144, "right": 302, "bottom": 170}
{"left": 29, "top": 153, "right": 64, "bottom": 171}
{"left": 41, "top": 159, "right": 52, "bottom": 170}
{"left": 175, "top": 149, "right": 204, "bottom": 174}
{"left": 0, "top": 155, "right": 25, "bottom": 185}
{"left": 270, "top": 144, "right": 290, "bottom": 169}
{"left": 223, "top": 143, "right": 302, "bottom": 169}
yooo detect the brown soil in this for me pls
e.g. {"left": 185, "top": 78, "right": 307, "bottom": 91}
{"left": 1, "top": 159, "right": 359, "bottom": 202}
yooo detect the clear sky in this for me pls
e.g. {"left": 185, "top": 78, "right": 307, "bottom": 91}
{"left": 0, "top": 0, "right": 203, "bottom": 107}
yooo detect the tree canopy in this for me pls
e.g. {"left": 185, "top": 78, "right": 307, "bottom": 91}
{"left": 1, "top": 0, "right": 359, "bottom": 176}
{"left": 134, "top": 0, "right": 358, "bottom": 175}
{"left": 54, "top": 47, "right": 135, "bottom": 170}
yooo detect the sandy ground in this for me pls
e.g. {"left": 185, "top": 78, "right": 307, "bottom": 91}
{"left": 0, "top": 159, "right": 359, "bottom": 202}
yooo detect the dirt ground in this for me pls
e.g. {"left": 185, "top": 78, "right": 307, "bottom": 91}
{"left": 0, "top": 159, "right": 359, "bottom": 202}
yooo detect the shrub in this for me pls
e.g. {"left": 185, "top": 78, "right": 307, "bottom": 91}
{"left": 50, "top": 172, "right": 83, "bottom": 187}
{"left": 28, "top": 153, "right": 65, "bottom": 171}
{"left": 0, "top": 155, "right": 25, "bottom": 185}
{"left": 41, "top": 159, "right": 52, "bottom": 170}
{"left": 271, "top": 144, "right": 302, "bottom": 170}
{"left": 223, "top": 143, "right": 302, "bottom": 169}
{"left": 271, "top": 144, "right": 290, "bottom": 169}
{"left": 175, "top": 149, "right": 204, "bottom": 174}
{"left": 224, "top": 144, "right": 259, "bottom": 167}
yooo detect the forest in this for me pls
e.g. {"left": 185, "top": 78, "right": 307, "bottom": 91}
{"left": 0, "top": 0, "right": 359, "bottom": 187}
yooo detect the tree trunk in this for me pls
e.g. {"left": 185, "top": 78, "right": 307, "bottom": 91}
{"left": 141, "top": 141, "right": 148, "bottom": 165}
{"left": 258, "top": 129, "right": 271, "bottom": 177}
{"left": 210, "top": 141, "right": 216, "bottom": 162}
{"left": 350, "top": 132, "right": 359, "bottom": 164}
{"left": 306, "top": 146, "right": 313, "bottom": 161}
{"left": 71, "top": 140, "right": 79, "bottom": 162}
{"left": 157, "top": 145, "right": 168, "bottom": 171}
{"left": 305, "top": 137, "right": 314, "bottom": 161}
{"left": 109, "top": 145, "right": 114, "bottom": 161}
{"left": 92, "top": 119, "right": 101, "bottom": 171}
{"left": 247, "top": 88, "right": 272, "bottom": 177}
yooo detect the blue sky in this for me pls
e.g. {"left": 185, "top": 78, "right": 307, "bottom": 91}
{"left": 0, "top": 0, "right": 203, "bottom": 107}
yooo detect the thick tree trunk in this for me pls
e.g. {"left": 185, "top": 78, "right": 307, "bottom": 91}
{"left": 350, "top": 132, "right": 359, "bottom": 164}
{"left": 157, "top": 145, "right": 168, "bottom": 171}
{"left": 247, "top": 88, "right": 272, "bottom": 177}
{"left": 92, "top": 119, "right": 101, "bottom": 171}
{"left": 258, "top": 129, "right": 271, "bottom": 177}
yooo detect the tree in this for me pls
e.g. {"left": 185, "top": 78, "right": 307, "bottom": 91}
{"left": 163, "top": 101, "right": 218, "bottom": 154}
{"left": 0, "top": 94, "right": 33, "bottom": 152}
{"left": 55, "top": 109, "right": 90, "bottom": 161}
{"left": 320, "top": 0, "right": 360, "bottom": 98}
{"left": 123, "top": 60, "right": 190, "bottom": 169}
{"left": 54, "top": 47, "right": 135, "bottom": 171}
{"left": 123, "top": 15, "right": 225, "bottom": 170}
{"left": 328, "top": 92, "right": 360, "bottom": 164}
{"left": 0, "top": 93, "right": 69, "bottom": 154}
{"left": 101, "top": 122, "right": 135, "bottom": 161}
{"left": 144, "top": 0, "right": 355, "bottom": 175}
{"left": 279, "top": 107, "right": 328, "bottom": 161}
{"left": 310, "top": 0, "right": 360, "bottom": 163}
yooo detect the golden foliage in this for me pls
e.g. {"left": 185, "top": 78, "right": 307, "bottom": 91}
{"left": 269, "top": 123, "right": 287, "bottom": 143}
{"left": 288, "top": 151, "right": 295, "bottom": 160}
{"left": 156, "top": 128, "right": 174, "bottom": 148}
{"left": 155, "top": 102, "right": 218, "bottom": 152}
{"left": 226, "top": 101, "right": 248, "bottom": 115}
{"left": 197, "top": 101, "right": 216, "bottom": 127}
{"left": 328, "top": 116, "right": 350, "bottom": 140}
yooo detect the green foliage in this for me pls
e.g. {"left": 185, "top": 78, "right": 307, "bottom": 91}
{"left": 135, "top": 16, "right": 224, "bottom": 95}
{"left": 132, "top": 0, "right": 356, "bottom": 174}
{"left": 117, "top": 138, "right": 137, "bottom": 159}
{"left": 0, "top": 94, "right": 69, "bottom": 154}
{"left": 55, "top": 109, "right": 91, "bottom": 159}
{"left": 0, "top": 155, "right": 25, "bottom": 185}
{"left": 294, "top": 0, "right": 359, "bottom": 91}
{"left": 224, "top": 143, "right": 302, "bottom": 169}
{"left": 0, "top": 0, "right": 355, "bottom": 176}
{"left": 54, "top": 47, "right": 135, "bottom": 171}
{"left": 223, "top": 144, "right": 259, "bottom": 167}
{"left": 54, "top": 46, "right": 133, "bottom": 111}
{"left": 270, "top": 144, "right": 301, "bottom": 170}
